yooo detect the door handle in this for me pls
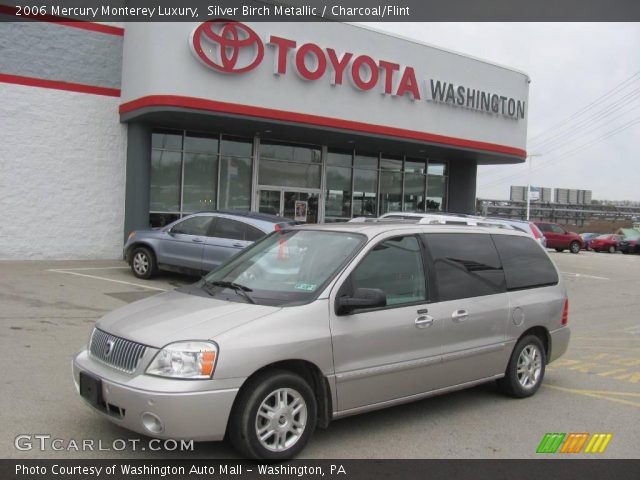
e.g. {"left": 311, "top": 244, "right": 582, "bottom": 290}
{"left": 191, "top": 238, "right": 203, "bottom": 243}
{"left": 415, "top": 314, "right": 434, "bottom": 328}
{"left": 451, "top": 309, "right": 469, "bottom": 322}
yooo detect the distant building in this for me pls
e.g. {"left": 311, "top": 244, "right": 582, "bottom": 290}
{"left": 510, "top": 185, "right": 552, "bottom": 202}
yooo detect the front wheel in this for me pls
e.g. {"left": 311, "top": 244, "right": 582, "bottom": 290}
{"left": 229, "top": 371, "right": 317, "bottom": 460}
{"left": 130, "top": 247, "right": 157, "bottom": 279}
{"left": 569, "top": 241, "right": 581, "bottom": 254}
{"left": 608, "top": 245, "right": 616, "bottom": 254}
{"left": 497, "top": 335, "right": 546, "bottom": 398}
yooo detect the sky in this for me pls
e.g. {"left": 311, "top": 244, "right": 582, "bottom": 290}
{"left": 361, "top": 23, "right": 640, "bottom": 202}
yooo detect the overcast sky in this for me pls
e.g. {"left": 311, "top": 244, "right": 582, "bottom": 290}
{"left": 361, "top": 23, "right": 640, "bottom": 201}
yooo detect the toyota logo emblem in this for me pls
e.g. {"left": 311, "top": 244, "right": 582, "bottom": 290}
{"left": 190, "top": 20, "right": 264, "bottom": 74}
{"left": 104, "top": 340, "right": 115, "bottom": 357}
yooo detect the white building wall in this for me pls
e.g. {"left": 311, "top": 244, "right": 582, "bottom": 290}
{"left": 0, "top": 83, "right": 126, "bottom": 259}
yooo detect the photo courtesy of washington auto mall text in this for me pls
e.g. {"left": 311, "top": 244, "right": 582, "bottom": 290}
{"left": 1, "top": 0, "right": 640, "bottom": 479}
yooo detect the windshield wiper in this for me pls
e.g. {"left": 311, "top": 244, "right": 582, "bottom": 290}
{"left": 201, "top": 278, "right": 256, "bottom": 304}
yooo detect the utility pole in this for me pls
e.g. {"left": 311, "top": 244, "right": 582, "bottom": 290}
{"left": 526, "top": 154, "right": 543, "bottom": 221}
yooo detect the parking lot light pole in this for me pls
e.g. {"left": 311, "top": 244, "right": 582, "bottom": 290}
{"left": 526, "top": 154, "right": 543, "bottom": 221}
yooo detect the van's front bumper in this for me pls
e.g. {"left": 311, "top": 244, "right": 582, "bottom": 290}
{"left": 72, "top": 349, "right": 240, "bottom": 441}
{"left": 549, "top": 326, "right": 571, "bottom": 363}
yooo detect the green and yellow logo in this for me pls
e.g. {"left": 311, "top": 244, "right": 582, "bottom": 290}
{"left": 536, "top": 433, "right": 613, "bottom": 454}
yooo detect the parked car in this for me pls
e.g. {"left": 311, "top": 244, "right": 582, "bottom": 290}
{"left": 535, "top": 222, "right": 583, "bottom": 254}
{"left": 619, "top": 238, "right": 640, "bottom": 254}
{"left": 617, "top": 230, "right": 640, "bottom": 254}
{"left": 589, "top": 234, "right": 623, "bottom": 253}
{"left": 124, "top": 211, "right": 296, "bottom": 279}
{"left": 74, "top": 223, "right": 570, "bottom": 459}
{"left": 579, "top": 232, "right": 600, "bottom": 250}
{"left": 485, "top": 217, "right": 547, "bottom": 248}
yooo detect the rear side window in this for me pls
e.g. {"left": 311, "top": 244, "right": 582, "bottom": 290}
{"left": 492, "top": 235, "right": 559, "bottom": 290}
{"left": 424, "top": 233, "right": 506, "bottom": 301}
{"left": 211, "top": 218, "right": 246, "bottom": 241}
{"left": 245, "top": 224, "right": 265, "bottom": 242}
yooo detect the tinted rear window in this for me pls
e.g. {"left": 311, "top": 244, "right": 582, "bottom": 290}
{"left": 492, "top": 235, "right": 559, "bottom": 290}
{"left": 424, "top": 233, "right": 506, "bottom": 301}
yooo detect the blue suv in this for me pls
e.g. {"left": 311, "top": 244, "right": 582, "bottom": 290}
{"left": 124, "top": 212, "right": 295, "bottom": 278}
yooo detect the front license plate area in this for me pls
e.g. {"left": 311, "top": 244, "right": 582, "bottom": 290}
{"left": 79, "top": 371, "right": 103, "bottom": 408}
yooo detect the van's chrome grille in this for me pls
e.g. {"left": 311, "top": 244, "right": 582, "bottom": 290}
{"left": 89, "top": 328, "right": 146, "bottom": 374}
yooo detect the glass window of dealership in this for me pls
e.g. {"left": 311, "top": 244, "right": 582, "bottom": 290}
{"left": 149, "top": 129, "right": 448, "bottom": 226}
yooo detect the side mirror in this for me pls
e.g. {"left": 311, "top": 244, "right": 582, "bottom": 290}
{"left": 336, "top": 288, "right": 386, "bottom": 315}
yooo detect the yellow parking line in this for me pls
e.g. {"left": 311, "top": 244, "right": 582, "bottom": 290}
{"left": 572, "top": 337, "right": 640, "bottom": 341}
{"left": 567, "top": 346, "right": 640, "bottom": 352}
{"left": 560, "top": 390, "right": 640, "bottom": 397}
{"left": 543, "top": 385, "right": 640, "bottom": 409}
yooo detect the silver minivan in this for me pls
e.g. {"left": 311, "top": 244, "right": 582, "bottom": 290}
{"left": 73, "top": 223, "right": 570, "bottom": 459}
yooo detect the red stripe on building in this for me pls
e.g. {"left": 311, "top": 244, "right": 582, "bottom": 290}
{"left": 120, "top": 95, "right": 527, "bottom": 158}
{"left": 0, "top": 73, "right": 121, "bottom": 97}
{"left": 0, "top": 5, "right": 124, "bottom": 36}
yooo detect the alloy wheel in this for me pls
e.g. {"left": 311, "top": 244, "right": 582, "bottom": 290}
{"left": 255, "top": 388, "right": 308, "bottom": 452}
{"left": 133, "top": 252, "right": 149, "bottom": 275}
{"left": 516, "top": 344, "right": 542, "bottom": 389}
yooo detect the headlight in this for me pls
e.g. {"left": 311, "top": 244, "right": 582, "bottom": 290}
{"left": 128, "top": 232, "right": 136, "bottom": 240}
{"left": 146, "top": 341, "right": 218, "bottom": 379}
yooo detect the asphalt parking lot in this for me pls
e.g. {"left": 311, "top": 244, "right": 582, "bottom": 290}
{"left": 1, "top": 250, "right": 638, "bottom": 459}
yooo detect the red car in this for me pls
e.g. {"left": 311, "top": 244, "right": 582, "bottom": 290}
{"left": 535, "top": 222, "right": 584, "bottom": 254}
{"left": 590, "top": 234, "right": 623, "bottom": 253}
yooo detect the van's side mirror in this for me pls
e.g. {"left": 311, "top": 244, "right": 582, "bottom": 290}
{"left": 336, "top": 288, "right": 386, "bottom": 315}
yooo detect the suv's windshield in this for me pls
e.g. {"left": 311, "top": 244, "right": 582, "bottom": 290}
{"left": 200, "top": 229, "right": 366, "bottom": 306}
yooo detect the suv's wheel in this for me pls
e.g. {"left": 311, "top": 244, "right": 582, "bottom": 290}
{"left": 569, "top": 241, "right": 581, "bottom": 254}
{"left": 229, "top": 371, "right": 317, "bottom": 460}
{"left": 497, "top": 335, "right": 546, "bottom": 398}
{"left": 130, "top": 247, "right": 157, "bottom": 279}
{"left": 555, "top": 248, "right": 564, "bottom": 252}
{"left": 608, "top": 245, "right": 616, "bottom": 254}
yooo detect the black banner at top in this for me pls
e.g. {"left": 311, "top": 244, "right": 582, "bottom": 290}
{"left": 1, "top": 0, "right": 640, "bottom": 22}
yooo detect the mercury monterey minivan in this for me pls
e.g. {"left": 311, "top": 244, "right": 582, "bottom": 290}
{"left": 73, "top": 222, "right": 570, "bottom": 459}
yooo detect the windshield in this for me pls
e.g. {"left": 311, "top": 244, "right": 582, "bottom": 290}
{"left": 202, "top": 229, "right": 366, "bottom": 306}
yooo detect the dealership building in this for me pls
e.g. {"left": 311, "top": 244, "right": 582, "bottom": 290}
{"left": 0, "top": 11, "right": 529, "bottom": 259}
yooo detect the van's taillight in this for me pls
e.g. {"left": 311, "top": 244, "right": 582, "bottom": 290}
{"left": 530, "top": 225, "right": 541, "bottom": 239}
{"left": 274, "top": 224, "right": 281, "bottom": 231}
{"left": 561, "top": 299, "right": 569, "bottom": 326}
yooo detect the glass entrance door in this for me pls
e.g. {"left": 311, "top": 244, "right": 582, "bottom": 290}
{"left": 258, "top": 189, "right": 319, "bottom": 223}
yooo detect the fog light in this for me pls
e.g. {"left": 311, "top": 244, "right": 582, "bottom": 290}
{"left": 141, "top": 412, "right": 164, "bottom": 434}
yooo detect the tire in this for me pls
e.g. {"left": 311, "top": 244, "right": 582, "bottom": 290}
{"left": 129, "top": 246, "right": 157, "bottom": 279}
{"left": 569, "top": 241, "right": 580, "bottom": 254}
{"left": 497, "top": 335, "right": 546, "bottom": 398}
{"left": 608, "top": 245, "right": 616, "bottom": 254}
{"left": 229, "top": 370, "right": 317, "bottom": 460}
{"left": 555, "top": 248, "right": 564, "bottom": 253}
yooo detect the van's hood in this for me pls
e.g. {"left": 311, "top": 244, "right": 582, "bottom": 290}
{"left": 95, "top": 290, "right": 280, "bottom": 348}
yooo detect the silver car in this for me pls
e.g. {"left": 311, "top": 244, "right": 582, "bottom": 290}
{"left": 74, "top": 223, "right": 570, "bottom": 459}
{"left": 123, "top": 211, "right": 294, "bottom": 278}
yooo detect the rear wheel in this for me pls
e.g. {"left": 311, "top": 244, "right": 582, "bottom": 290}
{"left": 229, "top": 371, "right": 317, "bottom": 460}
{"left": 555, "top": 248, "right": 564, "bottom": 252}
{"left": 608, "top": 245, "right": 616, "bottom": 254}
{"left": 569, "top": 241, "right": 581, "bottom": 254}
{"left": 130, "top": 247, "right": 157, "bottom": 279}
{"left": 498, "top": 335, "right": 546, "bottom": 398}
